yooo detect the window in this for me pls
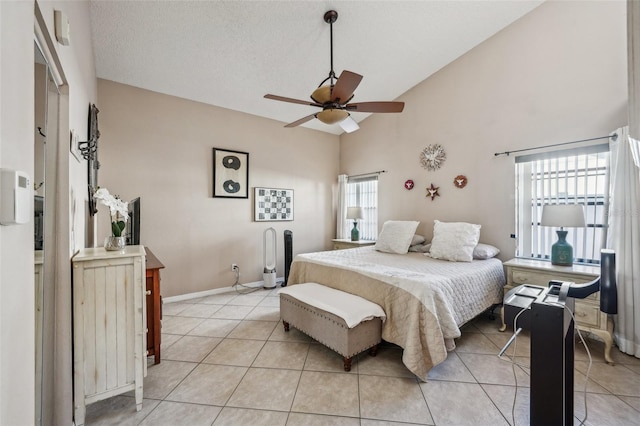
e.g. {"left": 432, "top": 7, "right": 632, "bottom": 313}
{"left": 515, "top": 144, "right": 610, "bottom": 264}
{"left": 344, "top": 175, "right": 378, "bottom": 241}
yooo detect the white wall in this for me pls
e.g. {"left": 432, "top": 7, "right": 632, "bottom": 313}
{"left": 97, "top": 80, "right": 339, "bottom": 297}
{"left": 0, "top": 2, "right": 37, "bottom": 422}
{"left": 341, "top": 0, "right": 627, "bottom": 259}
{"left": 0, "top": 1, "right": 97, "bottom": 423}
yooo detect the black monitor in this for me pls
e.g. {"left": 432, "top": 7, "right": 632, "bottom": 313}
{"left": 126, "top": 197, "right": 140, "bottom": 245}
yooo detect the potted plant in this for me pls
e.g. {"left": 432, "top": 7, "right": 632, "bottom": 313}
{"left": 94, "top": 188, "right": 129, "bottom": 251}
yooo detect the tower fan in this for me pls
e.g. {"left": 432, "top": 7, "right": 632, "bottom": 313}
{"left": 283, "top": 230, "right": 293, "bottom": 286}
{"left": 263, "top": 227, "right": 277, "bottom": 289}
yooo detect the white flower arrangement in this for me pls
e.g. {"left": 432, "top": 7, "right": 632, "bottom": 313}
{"left": 93, "top": 188, "right": 129, "bottom": 237}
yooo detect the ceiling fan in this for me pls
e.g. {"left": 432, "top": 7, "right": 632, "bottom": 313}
{"left": 264, "top": 10, "right": 404, "bottom": 133}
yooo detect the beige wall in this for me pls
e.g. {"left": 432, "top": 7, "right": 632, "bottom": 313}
{"left": 97, "top": 1, "right": 627, "bottom": 298}
{"left": 97, "top": 79, "right": 339, "bottom": 297}
{"left": 341, "top": 0, "right": 627, "bottom": 259}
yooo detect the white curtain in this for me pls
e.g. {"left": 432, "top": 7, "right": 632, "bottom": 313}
{"left": 336, "top": 174, "right": 349, "bottom": 239}
{"left": 607, "top": 126, "right": 640, "bottom": 357}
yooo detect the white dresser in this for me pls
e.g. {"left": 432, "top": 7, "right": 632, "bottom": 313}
{"left": 72, "top": 246, "right": 147, "bottom": 426}
{"left": 331, "top": 238, "right": 376, "bottom": 250}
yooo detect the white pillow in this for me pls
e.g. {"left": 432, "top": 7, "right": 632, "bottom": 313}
{"left": 411, "top": 234, "right": 426, "bottom": 246}
{"left": 473, "top": 243, "right": 500, "bottom": 260}
{"left": 409, "top": 243, "right": 431, "bottom": 253}
{"left": 429, "top": 220, "right": 481, "bottom": 262}
{"left": 375, "top": 221, "right": 420, "bottom": 254}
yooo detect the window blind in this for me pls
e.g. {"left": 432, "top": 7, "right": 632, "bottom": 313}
{"left": 515, "top": 144, "right": 610, "bottom": 264}
{"left": 346, "top": 175, "right": 378, "bottom": 241}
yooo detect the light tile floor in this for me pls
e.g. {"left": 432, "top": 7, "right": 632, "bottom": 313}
{"left": 85, "top": 286, "right": 640, "bottom": 425}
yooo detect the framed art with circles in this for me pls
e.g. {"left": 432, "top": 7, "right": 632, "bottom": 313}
{"left": 213, "top": 147, "right": 249, "bottom": 198}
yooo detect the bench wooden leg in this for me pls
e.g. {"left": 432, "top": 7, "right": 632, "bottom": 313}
{"left": 283, "top": 320, "right": 290, "bottom": 332}
{"left": 343, "top": 357, "right": 352, "bottom": 372}
{"left": 369, "top": 344, "right": 379, "bottom": 357}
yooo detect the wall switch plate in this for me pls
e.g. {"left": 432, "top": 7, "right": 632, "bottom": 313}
{"left": 70, "top": 129, "right": 81, "bottom": 162}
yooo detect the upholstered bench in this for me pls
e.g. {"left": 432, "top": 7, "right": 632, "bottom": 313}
{"left": 279, "top": 282, "right": 385, "bottom": 371}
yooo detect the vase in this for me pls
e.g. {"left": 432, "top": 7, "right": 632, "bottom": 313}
{"left": 351, "top": 221, "right": 360, "bottom": 241}
{"left": 104, "top": 236, "right": 126, "bottom": 251}
{"left": 550, "top": 230, "right": 572, "bottom": 266}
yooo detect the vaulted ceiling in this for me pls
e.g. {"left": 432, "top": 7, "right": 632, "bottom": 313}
{"left": 90, "top": 0, "right": 544, "bottom": 135}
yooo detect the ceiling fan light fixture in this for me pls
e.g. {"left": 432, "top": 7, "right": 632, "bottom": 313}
{"left": 316, "top": 109, "right": 348, "bottom": 125}
{"left": 264, "top": 10, "right": 404, "bottom": 131}
{"left": 311, "top": 85, "right": 332, "bottom": 104}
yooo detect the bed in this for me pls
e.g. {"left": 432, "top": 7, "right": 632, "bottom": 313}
{"left": 287, "top": 245, "right": 506, "bottom": 380}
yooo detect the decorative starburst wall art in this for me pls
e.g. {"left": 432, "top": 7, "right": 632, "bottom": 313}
{"left": 426, "top": 183, "right": 440, "bottom": 200}
{"left": 420, "top": 144, "right": 446, "bottom": 171}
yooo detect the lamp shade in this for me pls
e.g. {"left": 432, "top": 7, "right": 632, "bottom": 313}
{"left": 316, "top": 109, "right": 349, "bottom": 125}
{"left": 311, "top": 85, "right": 332, "bottom": 104}
{"left": 346, "top": 207, "right": 364, "bottom": 220}
{"left": 540, "top": 204, "right": 586, "bottom": 228}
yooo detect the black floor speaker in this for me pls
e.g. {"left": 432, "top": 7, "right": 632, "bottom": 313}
{"left": 283, "top": 230, "right": 293, "bottom": 286}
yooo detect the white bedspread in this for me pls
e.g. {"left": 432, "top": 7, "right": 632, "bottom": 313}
{"left": 287, "top": 246, "right": 505, "bottom": 379}
{"left": 278, "top": 282, "right": 386, "bottom": 328}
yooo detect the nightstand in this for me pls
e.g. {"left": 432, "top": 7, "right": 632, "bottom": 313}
{"left": 501, "top": 258, "right": 614, "bottom": 364}
{"left": 332, "top": 239, "right": 376, "bottom": 250}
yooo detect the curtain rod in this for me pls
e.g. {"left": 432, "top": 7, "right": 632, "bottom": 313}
{"left": 494, "top": 134, "right": 617, "bottom": 157}
{"left": 348, "top": 170, "right": 387, "bottom": 179}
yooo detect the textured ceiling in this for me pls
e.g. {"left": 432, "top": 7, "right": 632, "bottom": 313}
{"left": 90, "top": 0, "right": 543, "bottom": 135}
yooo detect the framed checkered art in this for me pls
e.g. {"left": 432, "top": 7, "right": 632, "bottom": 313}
{"left": 254, "top": 187, "right": 294, "bottom": 221}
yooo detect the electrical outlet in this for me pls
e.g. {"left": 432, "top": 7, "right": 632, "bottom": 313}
{"left": 231, "top": 263, "right": 238, "bottom": 271}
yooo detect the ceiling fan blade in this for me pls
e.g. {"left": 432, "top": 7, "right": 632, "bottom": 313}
{"left": 339, "top": 115, "right": 359, "bottom": 133}
{"left": 284, "top": 113, "right": 317, "bottom": 128}
{"left": 345, "top": 101, "right": 405, "bottom": 113}
{"left": 331, "top": 70, "right": 363, "bottom": 104}
{"left": 265, "top": 94, "right": 323, "bottom": 108}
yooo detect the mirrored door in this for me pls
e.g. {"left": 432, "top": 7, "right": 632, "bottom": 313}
{"left": 34, "top": 39, "right": 60, "bottom": 426}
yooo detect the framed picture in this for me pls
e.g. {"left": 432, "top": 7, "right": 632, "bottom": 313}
{"left": 254, "top": 187, "right": 294, "bottom": 221}
{"left": 213, "top": 148, "right": 249, "bottom": 198}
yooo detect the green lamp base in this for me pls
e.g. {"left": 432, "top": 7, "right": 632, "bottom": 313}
{"left": 551, "top": 230, "right": 573, "bottom": 266}
{"left": 351, "top": 221, "right": 360, "bottom": 241}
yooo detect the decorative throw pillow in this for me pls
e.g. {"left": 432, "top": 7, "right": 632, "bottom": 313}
{"left": 375, "top": 221, "right": 420, "bottom": 254}
{"left": 409, "top": 243, "right": 431, "bottom": 253}
{"left": 473, "top": 243, "right": 500, "bottom": 260}
{"left": 429, "top": 220, "right": 481, "bottom": 262}
{"left": 411, "top": 234, "right": 426, "bottom": 246}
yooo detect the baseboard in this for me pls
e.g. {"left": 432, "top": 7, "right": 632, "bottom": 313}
{"left": 163, "top": 276, "right": 285, "bottom": 303}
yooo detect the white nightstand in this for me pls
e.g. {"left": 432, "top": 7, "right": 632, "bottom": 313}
{"left": 331, "top": 239, "right": 376, "bottom": 250}
{"left": 501, "top": 258, "right": 614, "bottom": 364}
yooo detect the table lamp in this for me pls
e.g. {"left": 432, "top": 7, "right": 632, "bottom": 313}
{"left": 540, "top": 204, "right": 586, "bottom": 266}
{"left": 346, "top": 207, "right": 364, "bottom": 241}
